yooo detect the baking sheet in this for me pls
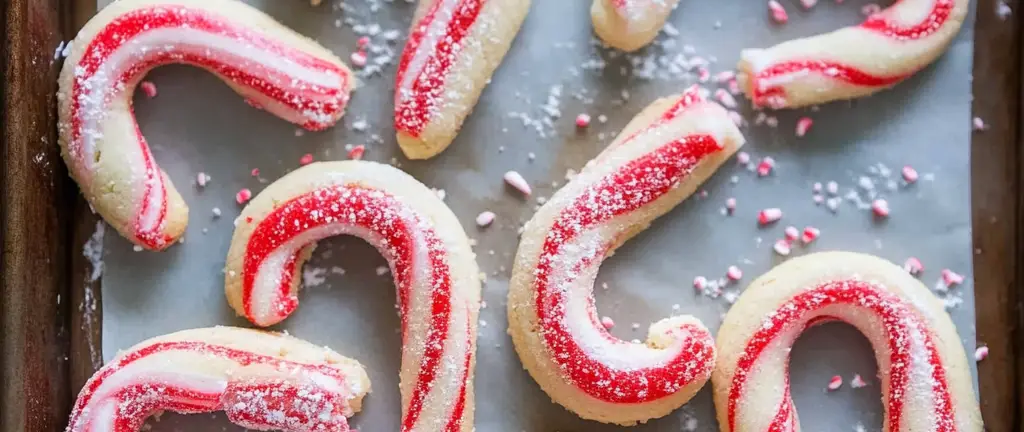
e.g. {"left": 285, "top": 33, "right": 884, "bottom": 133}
{"left": 89, "top": 0, "right": 977, "bottom": 430}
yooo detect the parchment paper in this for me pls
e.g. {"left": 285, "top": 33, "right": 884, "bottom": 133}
{"left": 93, "top": 0, "right": 978, "bottom": 430}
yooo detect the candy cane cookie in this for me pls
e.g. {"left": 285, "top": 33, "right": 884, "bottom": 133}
{"left": 508, "top": 85, "right": 744, "bottom": 425}
{"left": 713, "top": 252, "right": 983, "bottom": 432}
{"left": 738, "top": 0, "right": 969, "bottom": 109}
{"left": 224, "top": 161, "right": 480, "bottom": 431}
{"left": 395, "top": 0, "right": 531, "bottom": 159}
{"left": 57, "top": 0, "right": 354, "bottom": 250}
{"left": 591, "top": 0, "right": 681, "bottom": 52}
{"left": 66, "top": 326, "right": 370, "bottom": 432}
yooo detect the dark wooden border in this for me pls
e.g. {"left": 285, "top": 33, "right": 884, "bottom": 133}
{"left": 0, "top": 0, "right": 75, "bottom": 430}
{"left": 1, "top": 0, "right": 1019, "bottom": 431}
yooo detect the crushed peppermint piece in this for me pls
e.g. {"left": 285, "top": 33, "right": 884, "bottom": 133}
{"left": 784, "top": 226, "right": 799, "bottom": 241}
{"left": 975, "top": 346, "right": 989, "bottom": 362}
{"left": 801, "top": 226, "right": 820, "bottom": 244}
{"left": 250, "top": 168, "right": 259, "bottom": 177}
{"left": 871, "top": 199, "right": 890, "bottom": 218}
{"left": 139, "top": 81, "right": 157, "bottom": 98}
{"left": 133, "top": 245, "right": 144, "bottom": 252}
{"left": 211, "top": 207, "right": 221, "bottom": 218}
{"left": 348, "top": 144, "right": 365, "bottom": 160}
{"left": 357, "top": 36, "right": 371, "bottom": 48}
{"left": 813, "top": 182, "right": 822, "bottom": 192}
{"left": 903, "top": 257, "right": 924, "bottom": 275}
{"left": 726, "top": 266, "right": 743, "bottom": 281}
{"left": 575, "top": 113, "right": 591, "bottom": 128}
{"left": 235, "top": 188, "right": 252, "bottom": 205}
{"left": 714, "top": 89, "right": 737, "bottom": 108}
{"left": 972, "top": 116, "right": 987, "bottom": 131}
{"left": 902, "top": 165, "right": 919, "bottom": 183}
{"left": 861, "top": 3, "right": 881, "bottom": 15}
{"left": 827, "top": 375, "right": 843, "bottom": 391}
{"left": 299, "top": 153, "right": 314, "bottom": 165}
{"left": 800, "top": 0, "right": 818, "bottom": 8}
{"left": 737, "top": 151, "right": 751, "bottom": 165}
{"left": 773, "top": 239, "right": 792, "bottom": 256}
{"left": 601, "top": 316, "right": 615, "bottom": 330}
{"left": 850, "top": 374, "right": 868, "bottom": 388}
{"left": 795, "top": 117, "right": 813, "bottom": 137}
{"left": 503, "top": 170, "right": 532, "bottom": 196}
{"left": 726, "top": 197, "right": 737, "bottom": 214}
{"left": 714, "top": 70, "right": 736, "bottom": 83}
{"left": 350, "top": 51, "right": 367, "bottom": 67}
{"left": 376, "top": 266, "right": 389, "bottom": 276}
{"left": 757, "top": 157, "right": 775, "bottom": 176}
{"left": 475, "top": 211, "right": 495, "bottom": 227}
{"left": 826, "top": 181, "right": 839, "bottom": 195}
{"left": 768, "top": 0, "right": 789, "bottom": 23}
{"left": 631, "top": 323, "right": 641, "bottom": 330}
{"left": 693, "top": 276, "right": 708, "bottom": 291}
{"left": 196, "top": 172, "right": 210, "bottom": 187}
{"left": 758, "top": 208, "right": 783, "bottom": 225}
{"left": 941, "top": 269, "right": 965, "bottom": 287}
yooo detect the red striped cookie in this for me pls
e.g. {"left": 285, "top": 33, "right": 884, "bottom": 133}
{"left": 66, "top": 327, "right": 370, "bottom": 432}
{"left": 57, "top": 0, "right": 354, "bottom": 250}
{"left": 224, "top": 161, "right": 480, "bottom": 431}
{"left": 591, "top": 0, "right": 681, "bottom": 52}
{"left": 508, "top": 85, "right": 744, "bottom": 425}
{"left": 395, "top": 0, "right": 531, "bottom": 159}
{"left": 738, "top": 0, "right": 969, "bottom": 109}
{"left": 713, "top": 252, "right": 983, "bottom": 432}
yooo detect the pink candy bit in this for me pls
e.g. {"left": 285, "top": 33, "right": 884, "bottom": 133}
{"left": 850, "top": 374, "right": 868, "bottom": 388}
{"left": 795, "top": 117, "right": 813, "bottom": 137}
{"left": 575, "top": 113, "right": 591, "bottom": 128}
{"left": 800, "top": 0, "right": 818, "bottom": 9}
{"left": 773, "top": 239, "right": 792, "bottom": 256}
{"left": 697, "top": 67, "right": 711, "bottom": 83}
{"left": 737, "top": 151, "right": 751, "bottom": 165}
{"left": 801, "top": 226, "right": 821, "bottom": 244}
{"left": 861, "top": 3, "right": 881, "bottom": 15}
{"left": 139, "top": 81, "right": 157, "bottom": 98}
{"left": 871, "top": 199, "right": 890, "bottom": 218}
{"left": 725, "top": 197, "right": 737, "bottom": 213}
{"left": 941, "top": 269, "right": 965, "bottom": 287}
{"left": 357, "top": 36, "right": 371, "bottom": 49}
{"left": 714, "top": 89, "right": 738, "bottom": 108}
{"left": 757, "top": 208, "right": 783, "bottom": 225}
{"left": 903, "top": 257, "right": 924, "bottom": 275}
{"left": 503, "top": 170, "right": 532, "bottom": 196}
{"left": 902, "top": 165, "right": 919, "bottom": 184}
{"left": 757, "top": 157, "right": 775, "bottom": 176}
{"left": 726, "top": 266, "right": 743, "bottom": 281}
{"left": 974, "top": 345, "right": 989, "bottom": 362}
{"left": 250, "top": 168, "right": 259, "bottom": 177}
{"left": 350, "top": 51, "right": 367, "bottom": 67}
{"left": 784, "top": 226, "right": 799, "bottom": 241}
{"left": 827, "top": 375, "right": 843, "bottom": 391}
{"left": 713, "top": 70, "right": 736, "bottom": 83}
{"left": 475, "top": 211, "right": 496, "bottom": 227}
{"left": 235, "top": 188, "right": 252, "bottom": 205}
{"left": 196, "top": 172, "right": 210, "bottom": 187}
{"left": 601, "top": 316, "right": 615, "bottom": 330}
{"left": 299, "top": 153, "right": 314, "bottom": 166}
{"left": 347, "top": 144, "right": 365, "bottom": 160}
{"left": 972, "top": 116, "right": 987, "bottom": 131}
{"left": 768, "top": 0, "right": 789, "bottom": 23}
{"left": 693, "top": 276, "right": 708, "bottom": 291}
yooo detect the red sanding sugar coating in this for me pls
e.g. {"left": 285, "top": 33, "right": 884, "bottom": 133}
{"left": 240, "top": 185, "right": 469, "bottom": 431}
{"left": 534, "top": 134, "right": 722, "bottom": 403}
{"left": 726, "top": 280, "right": 956, "bottom": 432}
{"left": 66, "top": 341, "right": 354, "bottom": 432}
{"left": 395, "top": 0, "right": 486, "bottom": 136}
{"left": 69, "top": 6, "right": 350, "bottom": 249}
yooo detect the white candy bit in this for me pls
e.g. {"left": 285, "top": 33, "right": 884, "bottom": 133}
{"left": 737, "top": 151, "right": 751, "bottom": 164}
{"left": 800, "top": 0, "right": 818, "bottom": 8}
{"left": 350, "top": 51, "right": 367, "bottom": 67}
{"left": 972, "top": 116, "right": 987, "bottom": 131}
{"left": 235, "top": 188, "right": 252, "bottom": 205}
{"left": 941, "top": 269, "right": 965, "bottom": 287}
{"left": 714, "top": 89, "right": 738, "bottom": 108}
{"left": 871, "top": 199, "right": 890, "bottom": 218}
{"left": 827, "top": 375, "right": 843, "bottom": 391}
{"left": 768, "top": 0, "right": 789, "bottom": 23}
{"left": 902, "top": 165, "right": 919, "bottom": 184}
{"left": 725, "top": 197, "right": 737, "bottom": 213}
{"left": 757, "top": 157, "right": 775, "bottom": 176}
{"left": 773, "top": 240, "right": 792, "bottom": 256}
{"left": 713, "top": 70, "right": 736, "bottom": 83}
{"left": 601, "top": 316, "right": 615, "bottom": 330}
{"left": 795, "top": 117, "right": 813, "bottom": 137}
{"left": 801, "top": 226, "right": 820, "bottom": 244}
{"left": 758, "top": 208, "right": 783, "bottom": 225}
{"left": 903, "top": 257, "right": 924, "bottom": 275}
{"left": 826, "top": 197, "right": 841, "bottom": 212}
{"left": 631, "top": 323, "right": 641, "bottom": 330}
{"left": 475, "top": 211, "right": 496, "bottom": 227}
{"left": 376, "top": 266, "right": 389, "bottom": 276}
{"left": 974, "top": 346, "right": 989, "bottom": 362}
{"left": 726, "top": 266, "right": 743, "bottom": 281}
{"left": 693, "top": 276, "right": 708, "bottom": 291}
{"left": 784, "top": 226, "right": 799, "bottom": 241}
{"left": 212, "top": 207, "right": 222, "bottom": 218}
{"left": 826, "top": 181, "right": 839, "bottom": 195}
{"left": 196, "top": 172, "right": 210, "bottom": 187}
{"left": 503, "top": 170, "right": 532, "bottom": 196}
{"left": 813, "top": 182, "right": 822, "bottom": 193}
{"left": 812, "top": 194, "right": 824, "bottom": 205}
{"left": 575, "top": 113, "right": 591, "bottom": 128}
{"left": 850, "top": 374, "right": 867, "bottom": 388}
